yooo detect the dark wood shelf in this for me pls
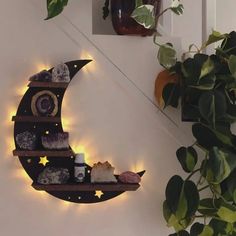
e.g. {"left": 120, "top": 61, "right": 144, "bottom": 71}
{"left": 28, "top": 81, "right": 68, "bottom": 88}
{"left": 13, "top": 150, "right": 74, "bottom": 157}
{"left": 32, "top": 183, "right": 140, "bottom": 192}
{"left": 12, "top": 116, "right": 61, "bottom": 123}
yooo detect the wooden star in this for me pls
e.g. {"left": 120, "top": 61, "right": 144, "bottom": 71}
{"left": 39, "top": 156, "right": 49, "bottom": 166}
{"left": 95, "top": 191, "right": 104, "bottom": 199}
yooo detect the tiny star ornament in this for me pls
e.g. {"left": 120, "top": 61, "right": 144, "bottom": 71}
{"left": 39, "top": 156, "right": 49, "bottom": 166}
{"left": 95, "top": 191, "right": 104, "bottom": 199}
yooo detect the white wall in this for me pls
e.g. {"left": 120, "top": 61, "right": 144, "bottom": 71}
{"left": 0, "top": 0, "right": 222, "bottom": 235}
{"left": 216, "top": 0, "right": 236, "bottom": 33}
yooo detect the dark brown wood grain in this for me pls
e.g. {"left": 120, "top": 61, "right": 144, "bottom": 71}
{"left": 32, "top": 183, "right": 140, "bottom": 192}
{"left": 13, "top": 150, "right": 74, "bottom": 157}
{"left": 28, "top": 82, "right": 68, "bottom": 88}
{"left": 12, "top": 116, "right": 61, "bottom": 123}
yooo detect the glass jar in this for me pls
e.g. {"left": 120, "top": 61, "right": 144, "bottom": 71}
{"left": 110, "top": 0, "right": 162, "bottom": 36}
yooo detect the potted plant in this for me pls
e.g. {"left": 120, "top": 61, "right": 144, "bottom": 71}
{"left": 45, "top": 0, "right": 184, "bottom": 36}
{"left": 155, "top": 31, "right": 236, "bottom": 235}
{"left": 103, "top": 0, "right": 162, "bottom": 36}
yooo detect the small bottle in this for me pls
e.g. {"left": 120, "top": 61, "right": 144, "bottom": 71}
{"left": 74, "top": 153, "right": 86, "bottom": 183}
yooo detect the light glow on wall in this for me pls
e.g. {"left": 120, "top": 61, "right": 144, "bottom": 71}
{"left": 36, "top": 63, "right": 51, "bottom": 72}
{"left": 79, "top": 50, "right": 96, "bottom": 73}
{"left": 6, "top": 58, "right": 146, "bottom": 207}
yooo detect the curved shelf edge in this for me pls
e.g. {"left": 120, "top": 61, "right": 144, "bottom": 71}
{"left": 12, "top": 116, "right": 61, "bottom": 123}
{"left": 13, "top": 150, "right": 74, "bottom": 157}
{"left": 28, "top": 82, "right": 69, "bottom": 88}
{"left": 32, "top": 183, "right": 141, "bottom": 192}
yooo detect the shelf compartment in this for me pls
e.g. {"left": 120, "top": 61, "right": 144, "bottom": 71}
{"left": 28, "top": 82, "right": 68, "bottom": 88}
{"left": 32, "top": 183, "right": 140, "bottom": 192}
{"left": 13, "top": 150, "right": 74, "bottom": 157}
{"left": 12, "top": 116, "right": 61, "bottom": 123}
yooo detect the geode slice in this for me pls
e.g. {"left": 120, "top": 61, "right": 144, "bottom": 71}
{"left": 31, "top": 90, "right": 58, "bottom": 117}
{"left": 52, "top": 63, "right": 70, "bottom": 83}
{"left": 37, "top": 167, "right": 70, "bottom": 185}
{"left": 16, "top": 131, "right": 37, "bottom": 150}
{"left": 29, "top": 70, "right": 52, "bottom": 82}
{"left": 41, "top": 132, "right": 69, "bottom": 150}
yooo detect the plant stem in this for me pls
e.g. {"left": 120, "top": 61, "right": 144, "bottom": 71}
{"left": 197, "top": 153, "right": 208, "bottom": 187}
{"left": 196, "top": 143, "right": 209, "bottom": 154}
{"left": 198, "top": 185, "right": 210, "bottom": 192}
{"left": 186, "top": 168, "right": 201, "bottom": 181}
{"left": 135, "top": 0, "right": 143, "bottom": 8}
{"left": 195, "top": 215, "right": 205, "bottom": 218}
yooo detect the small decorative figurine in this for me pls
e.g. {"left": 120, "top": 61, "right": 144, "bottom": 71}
{"left": 91, "top": 161, "right": 117, "bottom": 183}
{"left": 31, "top": 90, "right": 58, "bottom": 116}
{"left": 37, "top": 167, "right": 70, "bottom": 185}
{"left": 118, "top": 171, "right": 141, "bottom": 184}
{"left": 52, "top": 63, "right": 70, "bottom": 83}
{"left": 16, "top": 131, "right": 37, "bottom": 150}
{"left": 74, "top": 153, "right": 86, "bottom": 183}
{"left": 29, "top": 70, "right": 52, "bottom": 82}
{"left": 41, "top": 132, "right": 69, "bottom": 150}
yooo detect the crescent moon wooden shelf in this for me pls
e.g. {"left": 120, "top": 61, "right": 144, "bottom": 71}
{"left": 12, "top": 59, "right": 145, "bottom": 204}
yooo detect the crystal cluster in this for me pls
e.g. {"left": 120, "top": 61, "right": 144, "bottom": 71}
{"left": 29, "top": 63, "right": 70, "bottom": 83}
{"left": 52, "top": 63, "right": 70, "bottom": 83}
{"left": 29, "top": 70, "right": 52, "bottom": 82}
{"left": 118, "top": 171, "right": 141, "bottom": 184}
{"left": 42, "top": 132, "right": 69, "bottom": 150}
{"left": 37, "top": 167, "right": 70, "bottom": 185}
{"left": 91, "top": 161, "right": 117, "bottom": 183}
{"left": 16, "top": 131, "right": 37, "bottom": 150}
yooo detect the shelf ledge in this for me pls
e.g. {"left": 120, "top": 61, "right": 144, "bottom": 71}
{"left": 28, "top": 81, "right": 68, "bottom": 88}
{"left": 13, "top": 150, "right": 74, "bottom": 157}
{"left": 12, "top": 116, "right": 61, "bottom": 123}
{"left": 32, "top": 183, "right": 140, "bottom": 192}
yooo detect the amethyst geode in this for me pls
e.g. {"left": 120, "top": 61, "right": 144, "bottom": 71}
{"left": 29, "top": 70, "right": 52, "bottom": 82}
{"left": 16, "top": 131, "right": 37, "bottom": 150}
{"left": 41, "top": 132, "right": 69, "bottom": 150}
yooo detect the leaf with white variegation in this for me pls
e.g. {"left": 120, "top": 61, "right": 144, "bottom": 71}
{"left": 131, "top": 5, "right": 155, "bottom": 29}
{"left": 46, "top": 0, "right": 68, "bottom": 20}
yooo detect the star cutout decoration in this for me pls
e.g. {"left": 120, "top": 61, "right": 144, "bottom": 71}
{"left": 95, "top": 191, "right": 104, "bottom": 199}
{"left": 39, "top": 156, "right": 49, "bottom": 166}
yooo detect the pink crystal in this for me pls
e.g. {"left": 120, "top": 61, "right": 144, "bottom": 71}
{"left": 118, "top": 171, "right": 141, "bottom": 184}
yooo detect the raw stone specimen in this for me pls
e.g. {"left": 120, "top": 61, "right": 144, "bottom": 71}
{"left": 118, "top": 171, "right": 141, "bottom": 184}
{"left": 37, "top": 167, "right": 70, "bottom": 185}
{"left": 91, "top": 161, "right": 117, "bottom": 183}
{"left": 31, "top": 90, "right": 58, "bottom": 117}
{"left": 52, "top": 63, "right": 70, "bottom": 83}
{"left": 16, "top": 131, "right": 37, "bottom": 150}
{"left": 29, "top": 70, "right": 52, "bottom": 82}
{"left": 41, "top": 132, "right": 69, "bottom": 150}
